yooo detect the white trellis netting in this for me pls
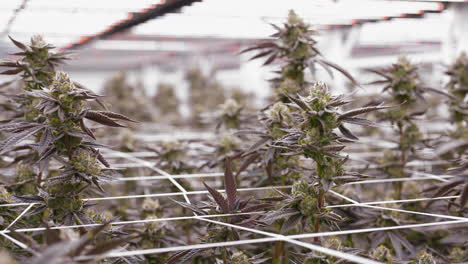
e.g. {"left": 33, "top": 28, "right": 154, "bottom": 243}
{"left": 0, "top": 132, "right": 466, "bottom": 264}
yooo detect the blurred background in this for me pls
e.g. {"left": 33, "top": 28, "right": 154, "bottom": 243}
{"left": 0, "top": 0, "right": 467, "bottom": 118}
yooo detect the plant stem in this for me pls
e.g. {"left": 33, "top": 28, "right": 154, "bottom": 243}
{"left": 273, "top": 240, "right": 280, "bottom": 262}
{"left": 280, "top": 241, "right": 286, "bottom": 264}
{"left": 395, "top": 123, "right": 407, "bottom": 200}
{"left": 222, "top": 247, "right": 228, "bottom": 264}
{"left": 313, "top": 188, "right": 325, "bottom": 242}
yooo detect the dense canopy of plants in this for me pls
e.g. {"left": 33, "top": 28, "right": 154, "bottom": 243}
{"left": 0, "top": 11, "right": 466, "bottom": 264}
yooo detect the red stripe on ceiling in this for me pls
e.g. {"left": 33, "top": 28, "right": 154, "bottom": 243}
{"left": 62, "top": 1, "right": 447, "bottom": 51}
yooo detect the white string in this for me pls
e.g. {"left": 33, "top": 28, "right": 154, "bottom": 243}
{"left": 0, "top": 211, "right": 267, "bottom": 234}
{"left": 355, "top": 204, "right": 467, "bottom": 221}
{"left": 116, "top": 172, "right": 224, "bottom": 181}
{"left": 289, "top": 219, "right": 468, "bottom": 240}
{"left": 343, "top": 175, "right": 453, "bottom": 185}
{"left": 329, "top": 190, "right": 359, "bottom": 204}
{"left": 0, "top": 186, "right": 292, "bottom": 208}
{"left": 3, "top": 203, "right": 34, "bottom": 231}
{"left": 111, "top": 161, "right": 450, "bottom": 169}
{"left": 103, "top": 151, "right": 155, "bottom": 158}
{"left": 198, "top": 217, "right": 382, "bottom": 264}
{"left": 1, "top": 233, "right": 29, "bottom": 249}
{"left": 108, "top": 149, "right": 383, "bottom": 263}
{"left": 100, "top": 149, "right": 192, "bottom": 204}
{"left": 75, "top": 219, "right": 468, "bottom": 260}
{"left": 409, "top": 170, "right": 450, "bottom": 182}
{"left": 2, "top": 148, "right": 463, "bottom": 263}
{"left": 327, "top": 195, "right": 459, "bottom": 208}
{"left": 113, "top": 171, "right": 451, "bottom": 183}
{"left": 5, "top": 194, "right": 462, "bottom": 234}
{"left": 329, "top": 190, "right": 468, "bottom": 221}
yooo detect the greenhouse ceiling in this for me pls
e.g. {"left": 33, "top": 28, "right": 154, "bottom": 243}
{"left": 0, "top": 0, "right": 463, "bottom": 71}
{"left": 0, "top": 0, "right": 451, "bottom": 46}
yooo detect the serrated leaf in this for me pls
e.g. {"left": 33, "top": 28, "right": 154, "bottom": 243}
{"left": 460, "top": 184, "right": 468, "bottom": 208}
{"left": 0, "top": 124, "right": 45, "bottom": 154}
{"left": 85, "top": 110, "right": 125, "bottom": 127}
{"left": 0, "top": 60, "right": 17, "bottom": 67}
{"left": 9, "top": 36, "right": 29, "bottom": 51}
{"left": 322, "top": 144, "right": 345, "bottom": 152}
{"left": 203, "top": 182, "right": 228, "bottom": 213}
{"left": 241, "top": 203, "right": 272, "bottom": 213}
{"left": 36, "top": 128, "right": 53, "bottom": 154}
{"left": 25, "top": 205, "right": 47, "bottom": 217}
{"left": 96, "top": 111, "right": 137, "bottom": 122}
{"left": 13, "top": 195, "right": 45, "bottom": 203}
{"left": 240, "top": 42, "right": 277, "bottom": 54}
{"left": 96, "top": 150, "right": 110, "bottom": 168}
{"left": 339, "top": 105, "right": 393, "bottom": 120}
{"left": 366, "top": 68, "right": 391, "bottom": 79}
{"left": 249, "top": 50, "right": 273, "bottom": 61}
{"left": 80, "top": 119, "right": 96, "bottom": 140}
{"left": 24, "top": 90, "right": 57, "bottom": 102}
{"left": 427, "top": 180, "right": 465, "bottom": 208}
{"left": 338, "top": 124, "right": 358, "bottom": 140}
{"left": 224, "top": 159, "right": 237, "bottom": 210}
{"left": 422, "top": 87, "right": 455, "bottom": 99}
{"left": 318, "top": 58, "right": 359, "bottom": 87}
{"left": 165, "top": 249, "right": 200, "bottom": 264}
{"left": 340, "top": 117, "right": 379, "bottom": 127}
{"left": 281, "top": 213, "right": 302, "bottom": 233}
{"left": 436, "top": 139, "right": 468, "bottom": 156}
{"left": 285, "top": 94, "right": 311, "bottom": 112}
{"left": 264, "top": 208, "right": 299, "bottom": 223}
{"left": 0, "top": 68, "right": 22, "bottom": 75}
{"left": 236, "top": 153, "right": 260, "bottom": 178}
{"left": 246, "top": 137, "right": 269, "bottom": 154}
{"left": 85, "top": 235, "right": 133, "bottom": 256}
{"left": 263, "top": 52, "right": 278, "bottom": 65}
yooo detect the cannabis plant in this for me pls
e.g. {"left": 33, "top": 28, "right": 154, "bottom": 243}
{"left": 368, "top": 56, "right": 430, "bottom": 199}
{"left": 264, "top": 181, "right": 342, "bottom": 233}
{"left": 259, "top": 83, "right": 389, "bottom": 235}
{"left": 0, "top": 36, "right": 69, "bottom": 92}
{"left": 426, "top": 159, "right": 467, "bottom": 209}
{"left": 186, "top": 67, "right": 225, "bottom": 127}
{"left": 445, "top": 52, "right": 468, "bottom": 126}
{"left": 434, "top": 53, "right": 468, "bottom": 162}
{"left": 167, "top": 160, "right": 271, "bottom": 264}
{"left": 289, "top": 236, "right": 363, "bottom": 264}
{"left": 146, "top": 140, "right": 196, "bottom": 192}
{"left": 0, "top": 37, "right": 135, "bottom": 226}
{"left": 200, "top": 132, "right": 243, "bottom": 171}
{"left": 242, "top": 10, "right": 357, "bottom": 101}
{"left": 235, "top": 101, "right": 304, "bottom": 185}
{"left": 147, "top": 140, "right": 195, "bottom": 175}
{"left": 153, "top": 82, "right": 181, "bottom": 123}
{"left": 215, "top": 98, "right": 244, "bottom": 131}
{"left": 238, "top": 11, "right": 389, "bottom": 239}
{"left": 8, "top": 222, "right": 140, "bottom": 263}
{"left": 100, "top": 72, "right": 154, "bottom": 122}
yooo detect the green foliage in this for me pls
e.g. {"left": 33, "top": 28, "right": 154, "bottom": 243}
{"left": 369, "top": 56, "right": 427, "bottom": 199}
{"left": 101, "top": 72, "right": 154, "bottom": 122}
{"left": 186, "top": 67, "right": 225, "bottom": 127}
{"left": 154, "top": 82, "right": 180, "bottom": 120}
{"left": 1, "top": 36, "right": 133, "bottom": 228}
{"left": 242, "top": 10, "right": 358, "bottom": 101}
{"left": 446, "top": 52, "right": 468, "bottom": 124}
{"left": 218, "top": 98, "right": 243, "bottom": 130}
{"left": 370, "top": 245, "right": 393, "bottom": 263}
